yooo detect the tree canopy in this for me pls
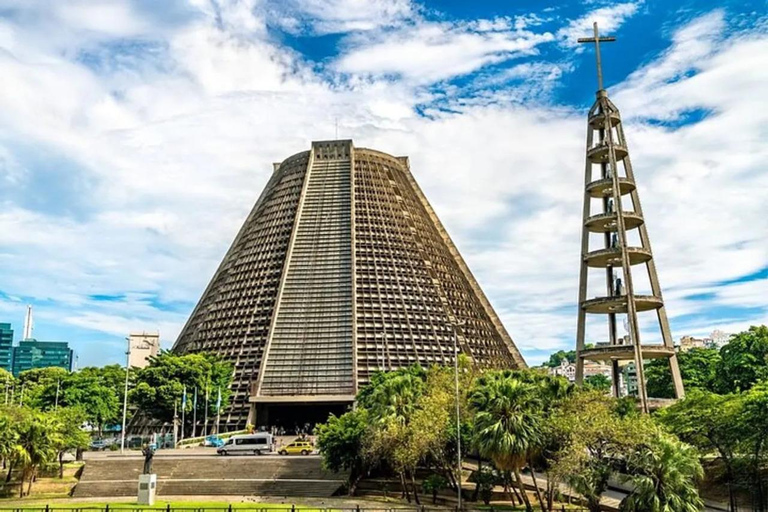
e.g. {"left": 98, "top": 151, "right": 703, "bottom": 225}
{"left": 130, "top": 351, "right": 232, "bottom": 425}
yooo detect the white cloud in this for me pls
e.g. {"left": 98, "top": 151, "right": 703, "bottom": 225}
{"left": 557, "top": 2, "right": 642, "bottom": 46}
{"left": 0, "top": 3, "right": 764, "bottom": 367}
{"left": 335, "top": 21, "right": 555, "bottom": 84}
{"left": 271, "top": 0, "right": 416, "bottom": 34}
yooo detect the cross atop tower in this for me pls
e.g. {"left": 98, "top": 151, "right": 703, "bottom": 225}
{"left": 577, "top": 22, "right": 616, "bottom": 91}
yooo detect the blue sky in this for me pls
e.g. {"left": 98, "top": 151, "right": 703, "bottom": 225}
{"left": 0, "top": 0, "right": 766, "bottom": 367}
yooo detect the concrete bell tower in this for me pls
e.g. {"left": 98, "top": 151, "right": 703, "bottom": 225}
{"left": 574, "top": 23, "right": 684, "bottom": 413}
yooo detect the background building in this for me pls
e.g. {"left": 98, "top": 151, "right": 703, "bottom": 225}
{"left": 11, "top": 339, "right": 73, "bottom": 376}
{"left": 128, "top": 332, "right": 160, "bottom": 369}
{"left": 174, "top": 140, "right": 526, "bottom": 430}
{"left": 678, "top": 335, "right": 713, "bottom": 352}
{"left": 0, "top": 323, "right": 12, "bottom": 373}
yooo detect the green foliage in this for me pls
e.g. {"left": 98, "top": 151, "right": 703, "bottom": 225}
{"left": 313, "top": 361, "right": 707, "bottom": 512}
{"left": 0, "top": 368, "right": 13, "bottom": 384}
{"left": 469, "top": 371, "right": 541, "bottom": 472}
{"left": 715, "top": 325, "right": 768, "bottom": 394}
{"left": 620, "top": 432, "right": 704, "bottom": 512}
{"left": 646, "top": 348, "right": 721, "bottom": 398}
{"left": 549, "top": 390, "right": 653, "bottom": 512}
{"left": 422, "top": 474, "right": 448, "bottom": 503}
{"left": 14, "top": 366, "right": 125, "bottom": 433}
{"left": 471, "top": 466, "right": 500, "bottom": 504}
{"left": 53, "top": 407, "right": 90, "bottom": 477}
{"left": 658, "top": 386, "right": 768, "bottom": 511}
{"left": 16, "top": 367, "right": 69, "bottom": 408}
{"left": 644, "top": 325, "right": 768, "bottom": 397}
{"left": 314, "top": 408, "right": 370, "bottom": 492}
{"left": 543, "top": 350, "right": 577, "bottom": 368}
{"left": 130, "top": 351, "right": 232, "bottom": 424}
{"left": 469, "top": 370, "right": 542, "bottom": 511}
{"left": 584, "top": 373, "right": 612, "bottom": 392}
{"left": 738, "top": 381, "right": 768, "bottom": 508}
{"left": 12, "top": 408, "right": 65, "bottom": 496}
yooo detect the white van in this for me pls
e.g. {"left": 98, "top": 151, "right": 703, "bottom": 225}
{"left": 217, "top": 433, "right": 274, "bottom": 456}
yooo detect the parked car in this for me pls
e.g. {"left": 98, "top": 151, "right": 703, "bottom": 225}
{"left": 279, "top": 440, "right": 313, "bottom": 455}
{"left": 204, "top": 435, "right": 225, "bottom": 448}
{"left": 89, "top": 438, "right": 115, "bottom": 451}
{"left": 217, "top": 433, "right": 273, "bottom": 456}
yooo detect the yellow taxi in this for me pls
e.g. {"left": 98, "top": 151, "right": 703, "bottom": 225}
{"left": 279, "top": 440, "right": 314, "bottom": 455}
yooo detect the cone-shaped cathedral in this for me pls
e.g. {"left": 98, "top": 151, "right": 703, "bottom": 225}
{"left": 173, "top": 140, "right": 526, "bottom": 430}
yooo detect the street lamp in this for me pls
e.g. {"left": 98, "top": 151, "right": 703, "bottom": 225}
{"left": 120, "top": 336, "right": 130, "bottom": 454}
{"left": 451, "top": 319, "right": 467, "bottom": 511}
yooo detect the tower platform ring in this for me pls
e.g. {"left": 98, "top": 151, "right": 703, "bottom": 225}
{"left": 586, "top": 177, "right": 636, "bottom": 198}
{"left": 579, "top": 344, "right": 675, "bottom": 362}
{"left": 581, "top": 294, "right": 663, "bottom": 314}
{"left": 587, "top": 144, "right": 628, "bottom": 163}
{"left": 584, "top": 247, "right": 652, "bottom": 268}
{"left": 588, "top": 112, "right": 621, "bottom": 129}
{"left": 585, "top": 212, "right": 644, "bottom": 233}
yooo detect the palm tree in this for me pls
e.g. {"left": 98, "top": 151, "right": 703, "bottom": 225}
{"left": 363, "top": 368, "right": 426, "bottom": 504}
{"left": 470, "top": 372, "right": 541, "bottom": 512}
{"left": 0, "top": 412, "right": 20, "bottom": 483}
{"left": 15, "top": 411, "right": 63, "bottom": 497}
{"left": 620, "top": 432, "right": 704, "bottom": 512}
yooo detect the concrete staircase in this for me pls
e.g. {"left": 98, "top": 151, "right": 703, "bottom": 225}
{"left": 73, "top": 457, "right": 343, "bottom": 498}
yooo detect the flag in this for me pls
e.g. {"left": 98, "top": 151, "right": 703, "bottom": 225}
{"left": 182, "top": 386, "right": 187, "bottom": 409}
{"left": 216, "top": 387, "right": 221, "bottom": 414}
{"left": 193, "top": 387, "right": 198, "bottom": 410}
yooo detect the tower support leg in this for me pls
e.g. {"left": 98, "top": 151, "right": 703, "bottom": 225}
{"left": 668, "top": 353, "right": 685, "bottom": 399}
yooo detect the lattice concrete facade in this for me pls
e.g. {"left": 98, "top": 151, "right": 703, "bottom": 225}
{"left": 173, "top": 140, "right": 526, "bottom": 429}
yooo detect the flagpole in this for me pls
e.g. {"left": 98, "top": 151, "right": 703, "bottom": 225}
{"left": 192, "top": 387, "right": 198, "bottom": 438}
{"left": 215, "top": 387, "right": 221, "bottom": 435}
{"left": 173, "top": 400, "right": 178, "bottom": 448}
{"left": 204, "top": 382, "right": 209, "bottom": 436}
{"left": 181, "top": 386, "right": 186, "bottom": 441}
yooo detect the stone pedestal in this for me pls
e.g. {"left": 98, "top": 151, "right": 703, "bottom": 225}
{"left": 137, "top": 474, "right": 157, "bottom": 505}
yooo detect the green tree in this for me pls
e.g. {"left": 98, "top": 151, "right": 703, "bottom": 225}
{"left": 646, "top": 348, "right": 721, "bottom": 398}
{"left": 0, "top": 368, "right": 13, "bottom": 390}
{"left": 363, "top": 366, "right": 449, "bottom": 504}
{"left": 422, "top": 474, "right": 448, "bottom": 504}
{"left": 544, "top": 350, "right": 576, "bottom": 368}
{"left": 737, "top": 381, "right": 768, "bottom": 510}
{"left": 53, "top": 407, "right": 90, "bottom": 477}
{"left": 20, "top": 366, "right": 125, "bottom": 434}
{"left": 0, "top": 408, "right": 22, "bottom": 483}
{"left": 16, "top": 367, "right": 69, "bottom": 408}
{"left": 658, "top": 389, "right": 741, "bottom": 512}
{"left": 550, "top": 390, "right": 650, "bottom": 512}
{"left": 14, "top": 409, "right": 63, "bottom": 497}
{"left": 620, "top": 432, "right": 704, "bottom": 512}
{"left": 469, "top": 371, "right": 541, "bottom": 512}
{"left": 58, "top": 374, "right": 120, "bottom": 434}
{"left": 715, "top": 325, "right": 768, "bottom": 394}
{"left": 584, "top": 374, "right": 612, "bottom": 392}
{"left": 315, "top": 408, "right": 370, "bottom": 494}
{"left": 130, "top": 352, "right": 232, "bottom": 426}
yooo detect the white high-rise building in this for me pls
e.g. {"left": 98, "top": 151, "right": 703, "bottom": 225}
{"left": 128, "top": 332, "right": 160, "bottom": 369}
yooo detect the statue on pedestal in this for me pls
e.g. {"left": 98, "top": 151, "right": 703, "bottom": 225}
{"left": 141, "top": 444, "right": 155, "bottom": 475}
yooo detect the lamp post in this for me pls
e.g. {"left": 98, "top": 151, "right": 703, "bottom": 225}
{"left": 451, "top": 320, "right": 466, "bottom": 511}
{"left": 54, "top": 379, "right": 60, "bottom": 410}
{"left": 120, "top": 336, "right": 130, "bottom": 454}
